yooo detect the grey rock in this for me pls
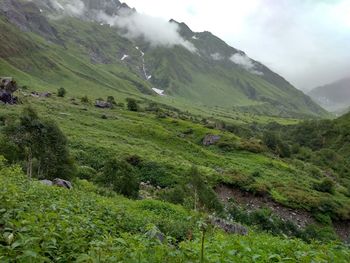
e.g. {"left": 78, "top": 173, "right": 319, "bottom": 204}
{"left": 40, "top": 179, "right": 53, "bottom": 186}
{"left": 210, "top": 217, "right": 248, "bottom": 235}
{"left": 95, "top": 100, "right": 113, "bottom": 109}
{"left": 203, "top": 134, "right": 221, "bottom": 146}
{"left": 53, "top": 178, "right": 73, "bottom": 190}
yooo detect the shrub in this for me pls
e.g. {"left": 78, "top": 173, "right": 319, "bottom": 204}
{"left": 314, "top": 178, "right": 335, "bottom": 194}
{"left": 81, "top": 95, "right": 90, "bottom": 104}
{"left": 101, "top": 158, "right": 140, "bottom": 198}
{"left": 77, "top": 166, "right": 97, "bottom": 180}
{"left": 2, "top": 107, "right": 75, "bottom": 180}
{"left": 126, "top": 98, "right": 139, "bottom": 112}
{"left": 57, "top": 87, "right": 66, "bottom": 97}
{"left": 107, "top": 96, "right": 117, "bottom": 105}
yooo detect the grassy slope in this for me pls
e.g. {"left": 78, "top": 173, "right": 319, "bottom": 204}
{"left": 0, "top": 163, "right": 349, "bottom": 262}
{"left": 1, "top": 96, "right": 350, "bottom": 220}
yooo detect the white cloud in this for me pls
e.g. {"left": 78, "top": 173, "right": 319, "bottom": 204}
{"left": 97, "top": 10, "right": 196, "bottom": 52}
{"left": 230, "top": 53, "right": 263, "bottom": 75}
{"left": 210, "top": 52, "right": 224, "bottom": 61}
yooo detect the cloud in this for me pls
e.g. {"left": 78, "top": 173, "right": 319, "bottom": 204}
{"left": 47, "top": 0, "right": 86, "bottom": 16}
{"left": 230, "top": 53, "right": 263, "bottom": 75}
{"left": 97, "top": 9, "right": 196, "bottom": 52}
{"left": 45, "top": 0, "right": 195, "bottom": 52}
{"left": 125, "top": 0, "right": 350, "bottom": 90}
{"left": 210, "top": 53, "right": 224, "bottom": 61}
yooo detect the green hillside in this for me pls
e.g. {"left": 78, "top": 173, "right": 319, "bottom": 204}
{"left": 1, "top": 160, "right": 349, "bottom": 262}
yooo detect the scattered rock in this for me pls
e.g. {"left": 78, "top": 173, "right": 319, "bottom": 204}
{"left": 145, "top": 226, "right": 165, "bottom": 243}
{"left": 95, "top": 100, "right": 112, "bottom": 109}
{"left": 30, "top": 91, "right": 51, "bottom": 98}
{"left": 53, "top": 178, "right": 73, "bottom": 190}
{"left": 0, "top": 77, "right": 18, "bottom": 104}
{"left": 40, "top": 179, "right": 53, "bottom": 186}
{"left": 203, "top": 134, "right": 221, "bottom": 146}
{"left": 210, "top": 216, "right": 248, "bottom": 235}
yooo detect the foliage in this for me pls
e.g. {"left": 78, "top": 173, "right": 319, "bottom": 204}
{"left": 57, "top": 87, "right": 66, "bottom": 97}
{"left": 314, "top": 178, "right": 336, "bottom": 194}
{"left": 126, "top": 98, "right": 139, "bottom": 112}
{"left": 1, "top": 107, "right": 75, "bottom": 180}
{"left": 0, "top": 168, "right": 349, "bottom": 262}
{"left": 100, "top": 158, "right": 140, "bottom": 198}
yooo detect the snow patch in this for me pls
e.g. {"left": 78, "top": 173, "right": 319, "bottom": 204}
{"left": 121, "top": 54, "right": 129, "bottom": 61}
{"left": 147, "top": 75, "right": 152, "bottom": 80}
{"left": 192, "top": 35, "right": 198, "bottom": 40}
{"left": 152, "top": 88, "right": 165, "bottom": 96}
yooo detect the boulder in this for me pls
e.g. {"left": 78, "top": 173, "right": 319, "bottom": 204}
{"left": 53, "top": 178, "right": 73, "bottom": 190}
{"left": 203, "top": 134, "right": 221, "bottom": 146}
{"left": 210, "top": 217, "right": 248, "bottom": 235}
{"left": 95, "top": 100, "right": 112, "bottom": 109}
{"left": 40, "top": 179, "right": 53, "bottom": 186}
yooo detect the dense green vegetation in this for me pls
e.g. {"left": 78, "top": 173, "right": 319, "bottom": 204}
{"left": 1, "top": 161, "right": 349, "bottom": 262}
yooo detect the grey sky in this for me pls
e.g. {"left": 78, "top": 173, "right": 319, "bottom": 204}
{"left": 126, "top": 0, "right": 350, "bottom": 90}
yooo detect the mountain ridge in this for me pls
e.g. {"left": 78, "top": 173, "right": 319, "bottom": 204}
{"left": 0, "top": 0, "right": 328, "bottom": 118}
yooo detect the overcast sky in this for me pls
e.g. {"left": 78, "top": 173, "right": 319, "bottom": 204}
{"left": 126, "top": 0, "right": 350, "bottom": 91}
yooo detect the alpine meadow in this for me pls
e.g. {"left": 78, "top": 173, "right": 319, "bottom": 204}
{"left": 0, "top": 0, "right": 350, "bottom": 262}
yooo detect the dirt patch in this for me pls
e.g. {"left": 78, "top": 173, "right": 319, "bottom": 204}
{"left": 216, "top": 184, "right": 315, "bottom": 228}
{"left": 216, "top": 184, "right": 350, "bottom": 241}
{"left": 333, "top": 221, "right": 350, "bottom": 242}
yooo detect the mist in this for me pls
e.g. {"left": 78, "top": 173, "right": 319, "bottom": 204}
{"left": 230, "top": 53, "right": 263, "bottom": 76}
{"left": 45, "top": 0, "right": 195, "bottom": 52}
{"left": 97, "top": 9, "right": 196, "bottom": 52}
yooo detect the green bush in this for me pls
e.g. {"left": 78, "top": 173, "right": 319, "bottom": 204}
{"left": 101, "top": 158, "right": 140, "bottom": 198}
{"left": 126, "top": 98, "right": 139, "bottom": 112}
{"left": 314, "top": 178, "right": 335, "bottom": 194}
{"left": 57, "top": 87, "right": 66, "bottom": 97}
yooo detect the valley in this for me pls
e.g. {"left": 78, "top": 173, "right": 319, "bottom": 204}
{"left": 0, "top": 0, "right": 349, "bottom": 262}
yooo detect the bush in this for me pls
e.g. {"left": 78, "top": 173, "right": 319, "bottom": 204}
{"left": 126, "top": 98, "right": 139, "bottom": 112}
{"left": 101, "top": 158, "right": 140, "bottom": 198}
{"left": 81, "top": 95, "right": 90, "bottom": 104}
{"left": 57, "top": 87, "right": 66, "bottom": 97}
{"left": 77, "top": 166, "right": 97, "bottom": 180}
{"left": 314, "top": 178, "right": 335, "bottom": 194}
{"left": 107, "top": 96, "right": 117, "bottom": 105}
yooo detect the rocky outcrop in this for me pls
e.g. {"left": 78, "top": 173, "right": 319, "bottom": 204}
{"left": 210, "top": 216, "right": 248, "bottom": 235}
{"left": 40, "top": 178, "right": 73, "bottom": 190}
{"left": 95, "top": 100, "right": 113, "bottom": 108}
{"left": 0, "top": 77, "right": 18, "bottom": 104}
{"left": 0, "top": 0, "right": 60, "bottom": 42}
{"left": 203, "top": 134, "right": 221, "bottom": 146}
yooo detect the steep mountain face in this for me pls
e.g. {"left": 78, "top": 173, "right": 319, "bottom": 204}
{"left": 0, "top": 0, "right": 327, "bottom": 118}
{"left": 309, "top": 77, "right": 350, "bottom": 113}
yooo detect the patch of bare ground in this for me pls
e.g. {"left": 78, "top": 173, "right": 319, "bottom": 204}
{"left": 216, "top": 184, "right": 350, "bottom": 241}
{"left": 215, "top": 184, "right": 314, "bottom": 228}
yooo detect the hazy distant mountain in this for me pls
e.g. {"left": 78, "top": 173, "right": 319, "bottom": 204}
{"left": 0, "top": 0, "right": 327, "bottom": 118}
{"left": 309, "top": 77, "right": 350, "bottom": 113}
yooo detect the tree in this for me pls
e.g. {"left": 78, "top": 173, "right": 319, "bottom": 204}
{"left": 101, "top": 158, "right": 139, "bottom": 198}
{"left": 3, "top": 107, "right": 75, "bottom": 179}
{"left": 57, "top": 87, "right": 66, "bottom": 97}
{"left": 263, "top": 131, "right": 279, "bottom": 151}
{"left": 126, "top": 98, "right": 139, "bottom": 112}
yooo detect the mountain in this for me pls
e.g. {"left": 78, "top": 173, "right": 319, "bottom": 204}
{"left": 308, "top": 77, "right": 350, "bottom": 113}
{"left": 0, "top": 0, "right": 327, "bottom": 118}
